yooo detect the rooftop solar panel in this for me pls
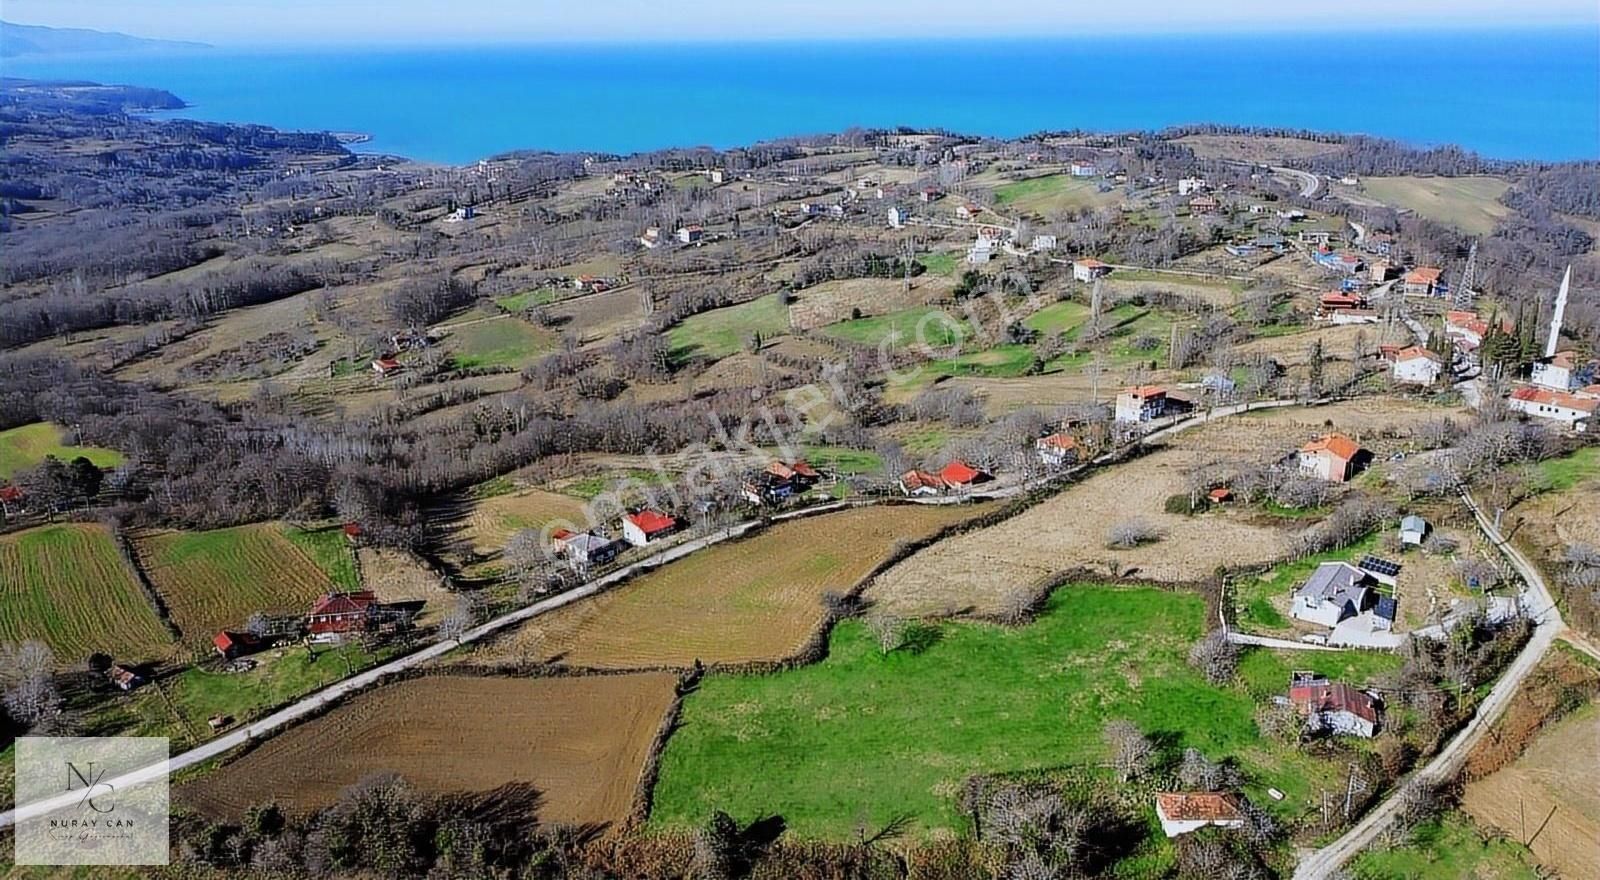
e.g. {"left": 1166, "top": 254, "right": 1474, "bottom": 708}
{"left": 1358, "top": 556, "right": 1402, "bottom": 578}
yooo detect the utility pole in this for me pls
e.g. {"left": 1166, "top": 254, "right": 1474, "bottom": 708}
{"left": 1452, "top": 240, "right": 1478, "bottom": 309}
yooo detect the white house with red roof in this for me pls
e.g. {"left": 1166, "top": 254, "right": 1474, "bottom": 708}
{"left": 1035, "top": 433, "right": 1080, "bottom": 467}
{"left": 937, "top": 459, "right": 990, "bottom": 490}
{"left": 371, "top": 357, "right": 403, "bottom": 377}
{"left": 1507, "top": 385, "right": 1597, "bottom": 431}
{"left": 1072, "top": 258, "right": 1111, "bottom": 283}
{"left": 1289, "top": 674, "right": 1380, "bottom": 738}
{"left": 1153, "top": 792, "right": 1246, "bottom": 837}
{"left": 1115, "top": 385, "right": 1167, "bottom": 423}
{"left": 1402, "top": 266, "right": 1443, "bottom": 297}
{"left": 307, "top": 591, "right": 378, "bottom": 637}
{"left": 897, "top": 469, "right": 945, "bottom": 496}
{"left": 622, "top": 510, "right": 678, "bottom": 546}
{"left": 1297, "top": 433, "right": 1364, "bottom": 482}
{"left": 1391, "top": 347, "right": 1443, "bottom": 386}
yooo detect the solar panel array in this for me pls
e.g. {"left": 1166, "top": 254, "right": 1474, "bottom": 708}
{"left": 1358, "top": 556, "right": 1402, "bottom": 579}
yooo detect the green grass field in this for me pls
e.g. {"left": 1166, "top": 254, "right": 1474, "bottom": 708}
{"left": 916, "top": 251, "right": 959, "bottom": 277}
{"left": 443, "top": 315, "right": 560, "bottom": 369}
{"left": 0, "top": 524, "right": 173, "bottom": 664}
{"left": 992, "top": 174, "right": 1116, "bottom": 215}
{"left": 668, "top": 295, "right": 791, "bottom": 361}
{"left": 562, "top": 468, "right": 676, "bottom": 500}
{"left": 928, "top": 344, "right": 1037, "bottom": 378}
{"left": 1535, "top": 446, "right": 1599, "bottom": 492}
{"left": 652, "top": 584, "right": 1395, "bottom": 839}
{"left": 822, "top": 306, "right": 966, "bottom": 349}
{"left": 796, "top": 446, "right": 884, "bottom": 476}
{"left": 1023, "top": 300, "right": 1091, "bottom": 336}
{"left": 0, "top": 422, "right": 123, "bottom": 479}
{"left": 282, "top": 525, "right": 361, "bottom": 590}
{"left": 1350, "top": 811, "right": 1540, "bottom": 880}
{"left": 494, "top": 287, "right": 565, "bottom": 313}
{"left": 1360, "top": 176, "right": 1511, "bottom": 236}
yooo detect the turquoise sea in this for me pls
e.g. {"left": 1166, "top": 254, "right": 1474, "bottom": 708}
{"left": 6, "top": 29, "right": 1598, "bottom": 164}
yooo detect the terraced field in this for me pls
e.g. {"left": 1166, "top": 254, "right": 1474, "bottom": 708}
{"left": 473, "top": 503, "right": 985, "bottom": 669}
{"left": 181, "top": 673, "right": 677, "bottom": 827}
{"left": 0, "top": 524, "right": 173, "bottom": 664}
{"left": 136, "top": 523, "right": 337, "bottom": 646}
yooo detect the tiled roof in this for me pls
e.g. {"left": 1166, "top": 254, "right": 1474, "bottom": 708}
{"left": 1289, "top": 680, "right": 1379, "bottom": 723}
{"left": 1156, "top": 792, "right": 1244, "bottom": 822}
{"left": 1302, "top": 433, "right": 1362, "bottom": 461}
{"left": 626, "top": 510, "right": 677, "bottom": 534}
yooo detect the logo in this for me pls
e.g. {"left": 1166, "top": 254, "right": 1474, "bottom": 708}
{"left": 13, "top": 737, "right": 170, "bottom": 866}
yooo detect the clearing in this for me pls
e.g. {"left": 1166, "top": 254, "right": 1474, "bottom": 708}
{"left": 989, "top": 173, "right": 1119, "bottom": 215}
{"left": 1359, "top": 176, "right": 1511, "bottom": 236}
{"left": 0, "top": 422, "right": 123, "bottom": 479}
{"left": 437, "top": 312, "right": 560, "bottom": 369}
{"left": 1350, "top": 810, "right": 1542, "bottom": 880}
{"left": 136, "top": 523, "right": 338, "bottom": 648}
{"left": 0, "top": 524, "right": 173, "bottom": 665}
{"left": 652, "top": 584, "right": 1397, "bottom": 840}
{"left": 668, "top": 295, "right": 791, "bottom": 361}
{"left": 180, "top": 673, "right": 677, "bottom": 827}
{"left": 471, "top": 504, "right": 983, "bottom": 669}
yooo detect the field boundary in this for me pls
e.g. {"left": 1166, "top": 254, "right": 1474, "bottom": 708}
{"left": 115, "top": 527, "right": 185, "bottom": 646}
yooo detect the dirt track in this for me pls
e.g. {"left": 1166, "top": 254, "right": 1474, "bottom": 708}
{"left": 179, "top": 673, "right": 677, "bottom": 827}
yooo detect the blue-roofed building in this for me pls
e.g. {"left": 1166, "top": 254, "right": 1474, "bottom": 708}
{"left": 1373, "top": 596, "right": 1398, "bottom": 631}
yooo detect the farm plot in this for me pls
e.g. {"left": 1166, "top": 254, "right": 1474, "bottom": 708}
{"left": 136, "top": 524, "right": 336, "bottom": 647}
{"left": 821, "top": 305, "right": 965, "bottom": 350}
{"left": 1233, "top": 323, "right": 1406, "bottom": 367}
{"left": 989, "top": 173, "right": 1119, "bottom": 215}
{"left": 786, "top": 277, "right": 949, "bottom": 331}
{"left": 0, "top": 422, "right": 123, "bottom": 478}
{"left": 472, "top": 504, "right": 984, "bottom": 669}
{"left": 546, "top": 286, "right": 650, "bottom": 345}
{"left": 0, "top": 524, "right": 173, "bottom": 665}
{"left": 180, "top": 673, "right": 676, "bottom": 827}
{"left": 653, "top": 585, "right": 1396, "bottom": 841}
{"left": 454, "top": 488, "right": 594, "bottom": 557}
{"left": 668, "top": 295, "right": 791, "bottom": 362}
{"left": 1464, "top": 698, "right": 1600, "bottom": 879}
{"left": 437, "top": 312, "right": 560, "bottom": 370}
{"left": 1360, "top": 176, "right": 1511, "bottom": 236}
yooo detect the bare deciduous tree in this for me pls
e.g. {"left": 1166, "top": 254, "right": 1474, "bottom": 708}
{"left": 1188, "top": 629, "right": 1240, "bottom": 684}
{"left": 1103, "top": 719, "right": 1155, "bottom": 783}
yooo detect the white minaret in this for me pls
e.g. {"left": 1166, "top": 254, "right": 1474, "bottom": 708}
{"left": 1544, "top": 265, "right": 1571, "bottom": 359}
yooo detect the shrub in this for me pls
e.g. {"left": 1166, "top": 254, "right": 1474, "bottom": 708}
{"left": 1106, "top": 519, "right": 1160, "bottom": 549}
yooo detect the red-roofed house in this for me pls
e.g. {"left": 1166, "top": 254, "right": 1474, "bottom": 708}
{"left": 1154, "top": 792, "right": 1246, "bottom": 837}
{"left": 1289, "top": 675, "right": 1380, "bottom": 737}
{"left": 623, "top": 510, "right": 678, "bottom": 546}
{"left": 1115, "top": 385, "right": 1168, "bottom": 423}
{"left": 1391, "top": 347, "right": 1443, "bottom": 386}
{"left": 371, "top": 357, "right": 404, "bottom": 377}
{"left": 0, "top": 485, "right": 24, "bottom": 519}
{"left": 1319, "top": 291, "right": 1364, "bottom": 312}
{"left": 1035, "top": 433, "right": 1081, "bottom": 467}
{"left": 307, "top": 591, "right": 378, "bottom": 636}
{"left": 1298, "top": 433, "right": 1365, "bottom": 482}
{"left": 1507, "top": 385, "right": 1598, "bottom": 431}
{"left": 1072, "top": 258, "right": 1111, "bottom": 283}
{"left": 938, "top": 459, "right": 990, "bottom": 489}
{"left": 897, "top": 469, "right": 947, "bottom": 497}
{"left": 212, "top": 630, "right": 262, "bottom": 660}
{"left": 1402, "top": 266, "right": 1443, "bottom": 297}
{"left": 342, "top": 522, "right": 364, "bottom": 545}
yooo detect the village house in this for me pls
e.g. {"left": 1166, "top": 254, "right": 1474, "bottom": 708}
{"left": 1319, "top": 291, "right": 1364, "bottom": 312}
{"left": 1399, "top": 514, "right": 1429, "bottom": 546}
{"left": 342, "top": 522, "right": 364, "bottom": 545}
{"left": 1402, "top": 266, "right": 1443, "bottom": 297}
{"left": 967, "top": 237, "right": 993, "bottom": 265}
{"left": 212, "top": 630, "right": 262, "bottom": 660}
{"left": 1443, "top": 309, "right": 1498, "bottom": 350}
{"left": 1115, "top": 385, "right": 1168, "bottom": 423}
{"left": 1288, "top": 674, "right": 1380, "bottom": 738}
{"left": 106, "top": 664, "right": 144, "bottom": 692}
{"left": 1362, "top": 232, "right": 1395, "bottom": 256}
{"left": 639, "top": 227, "right": 662, "bottom": 249}
{"left": 1069, "top": 161, "right": 1097, "bottom": 177}
{"left": 897, "top": 469, "right": 946, "bottom": 496}
{"left": 307, "top": 590, "right": 378, "bottom": 638}
{"left": 887, "top": 206, "right": 909, "bottom": 229}
{"left": 1188, "top": 194, "right": 1219, "bottom": 214}
{"left": 677, "top": 225, "right": 704, "bottom": 244}
{"left": 1297, "top": 433, "right": 1364, "bottom": 482}
{"left": 920, "top": 187, "right": 942, "bottom": 203}
{"left": 1368, "top": 259, "right": 1394, "bottom": 283}
{"left": 1035, "top": 433, "right": 1080, "bottom": 468}
{"left": 1328, "top": 308, "right": 1379, "bottom": 326}
{"left": 1391, "top": 347, "right": 1444, "bottom": 386}
{"left": 371, "top": 357, "right": 403, "bottom": 378}
{"left": 1176, "top": 177, "right": 1208, "bottom": 196}
{"left": 1299, "top": 230, "right": 1334, "bottom": 247}
{"left": 1276, "top": 208, "right": 1307, "bottom": 221}
{"left": 1072, "top": 257, "right": 1111, "bottom": 283}
{"left": 1291, "top": 561, "right": 1373, "bottom": 628}
{"left": 0, "top": 485, "right": 25, "bottom": 520}
{"left": 1531, "top": 350, "right": 1594, "bottom": 392}
{"left": 938, "top": 459, "right": 991, "bottom": 491}
{"left": 1030, "top": 233, "right": 1058, "bottom": 252}
{"left": 956, "top": 203, "right": 982, "bottom": 220}
{"left": 1507, "top": 385, "right": 1597, "bottom": 431}
{"left": 622, "top": 509, "right": 678, "bottom": 546}
{"left": 563, "top": 532, "right": 620, "bottom": 570}
{"left": 1153, "top": 792, "right": 1246, "bottom": 837}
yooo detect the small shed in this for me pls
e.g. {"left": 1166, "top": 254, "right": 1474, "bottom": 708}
{"left": 1399, "top": 515, "right": 1428, "bottom": 546}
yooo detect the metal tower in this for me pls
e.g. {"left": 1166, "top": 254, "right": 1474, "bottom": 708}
{"left": 1452, "top": 240, "right": 1478, "bottom": 309}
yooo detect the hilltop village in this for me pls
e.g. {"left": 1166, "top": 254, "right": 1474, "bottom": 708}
{"left": 2, "top": 81, "right": 1599, "bottom": 878}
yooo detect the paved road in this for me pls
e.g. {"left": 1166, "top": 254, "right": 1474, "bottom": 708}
{"left": 1274, "top": 166, "right": 1321, "bottom": 199}
{"left": 1291, "top": 490, "right": 1565, "bottom": 879}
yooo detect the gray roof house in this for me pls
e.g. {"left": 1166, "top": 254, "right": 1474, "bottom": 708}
{"left": 1291, "top": 561, "right": 1372, "bottom": 628}
{"left": 1399, "top": 515, "right": 1428, "bottom": 546}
